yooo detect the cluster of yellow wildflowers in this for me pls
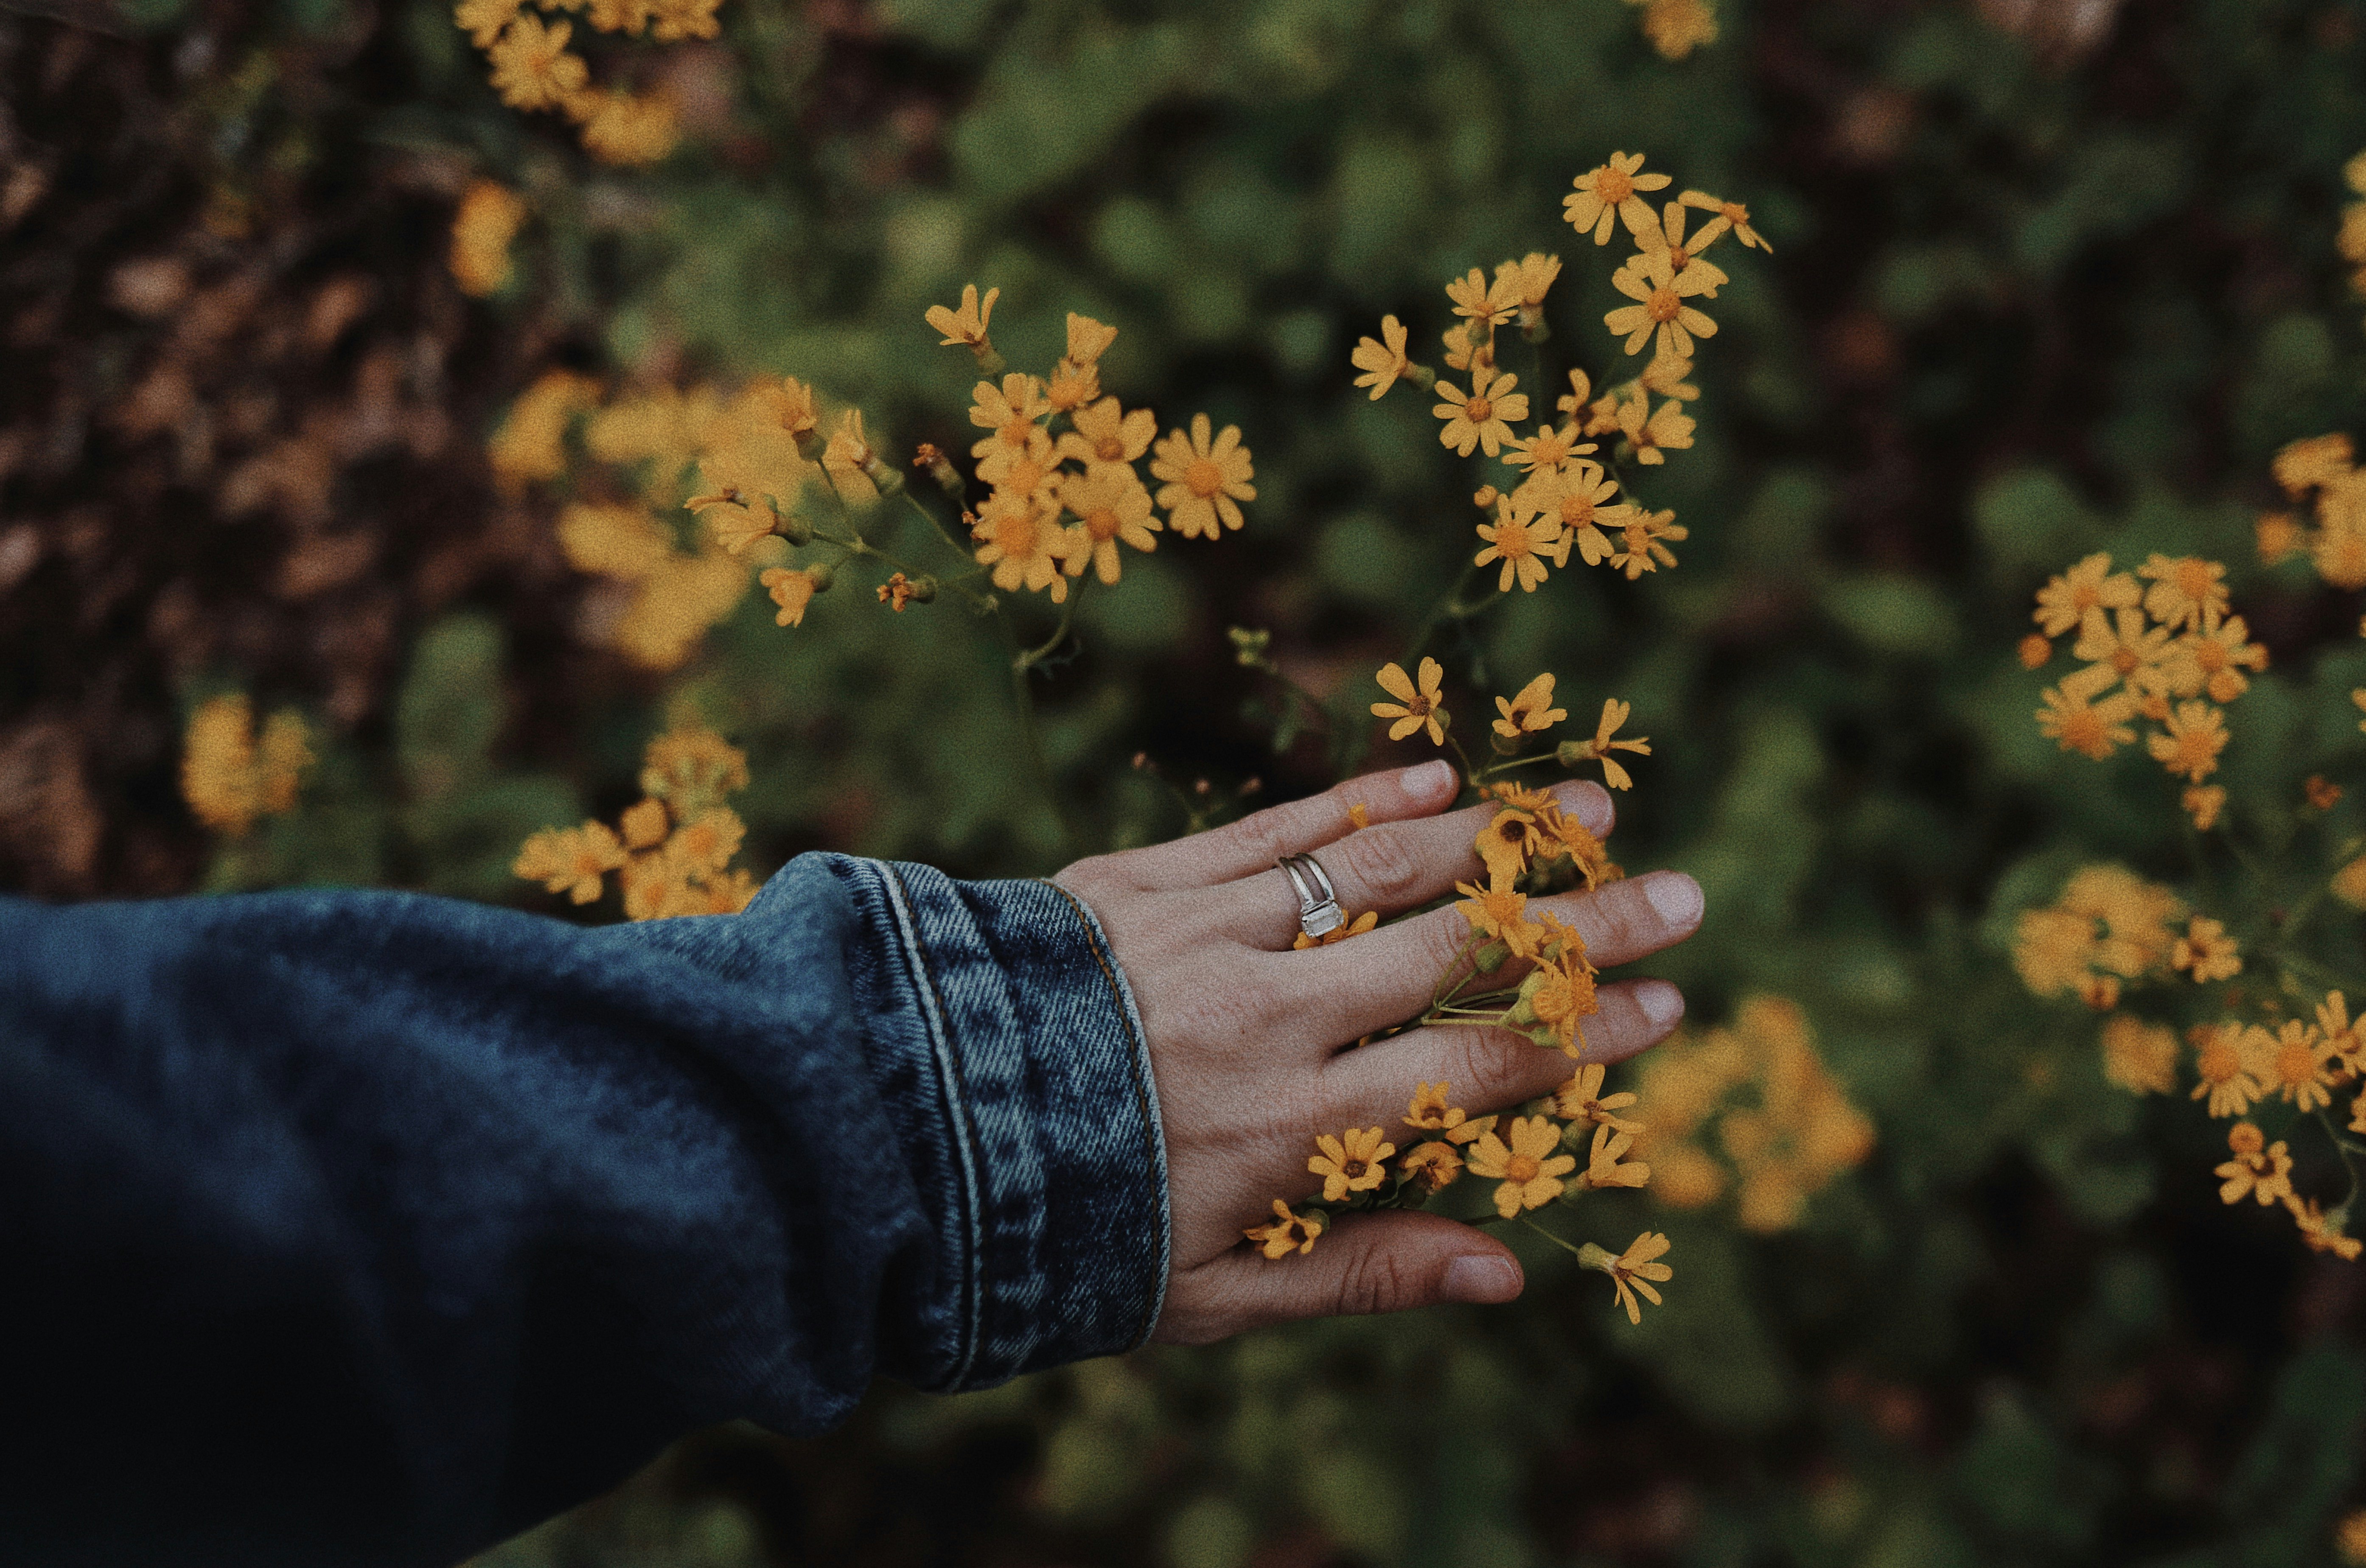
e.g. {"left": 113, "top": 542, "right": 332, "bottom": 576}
{"left": 1351, "top": 152, "right": 1760, "bottom": 595}
{"left": 514, "top": 724, "right": 758, "bottom": 918}
{"left": 180, "top": 693, "right": 313, "bottom": 838}
{"left": 1627, "top": 995, "right": 1875, "bottom": 1232}
{"left": 453, "top": 0, "right": 695, "bottom": 166}
{"left": 2024, "top": 551, "right": 2265, "bottom": 832}
{"left": 1250, "top": 669, "right": 1680, "bottom": 1324}
{"left": 487, "top": 297, "right": 1243, "bottom": 673}
{"left": 2017, "top": 518, "right": 2366, "bottom": 1259}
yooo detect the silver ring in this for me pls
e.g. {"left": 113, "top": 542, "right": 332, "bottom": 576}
{"left": 1278, "top": 852, "right": 1345, "bottom": 938}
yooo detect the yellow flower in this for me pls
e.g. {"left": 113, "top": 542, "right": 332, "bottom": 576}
{"left": 1610, "top": 509, "right": 1687, "bottom": 578}
{"left": 1399, "top": 1141, "right": 1465, "bottom": 1192}
{"left": 449, "top": 180, "right": 527, "bottom": 297}
{"left": 1579, "top": 1121, "right": 1651, "bottom": 1190}
{"left": 1062, "top": 311, "right": 1118, "bottom": 369}
{"left": 822, "top": 408, "right": 879, "bottom": 495}
{"left": 1446, "top": 265, "right": 1521, "bottom": 328}
{"left": 1308, "top": 1127, "right": 1397, "bottom": 1202}
{"left": 1441, "top": 322, "right": 1489, "bottom": 373}
{"left": 2294, "top": 1199, "right": 2364, "bottom": 1261}
{"left": 1494, "top": 673, "right": 1568, "bottom": 738}
{"left": 644, "top": 0, "right": 722, "bottom": 41}
{"left": 1404, "top": 1081, "right": 1469, "bottom": 1134}
{"left": 1679, "top": 190, "right": 1768, "bottom": 251}
{"left": 2274, "top": 432, "right": 2354, "bottom": 493}
{"left": 182, "top": 694, "right": 312, "bottom": 837}
{"left": 1433, "top": 363, "right": 1529, "bottom": 457}
{"left": 1467, "top": 1115, "right": 1578, "bottom": 1217}
{"left": 758, "top": 566, "right": 821, "bottom": 627}
{"left": 2258, "top": 511, "right": 2304, "bottom": 563}
{"left": 1503, "top": 422, "right": 1591, "bottom": 476}
{"left": 455, "top": 0, "right": 520, "bottom": 45}
{"left": 2153, "top": 615, "right": 2268, "bottom": 704}
{"left": 972, "top": 491, "right": 1074, "bottom": 602}
{"left": 877, "top": 571, "right": 918, "bottom": 613}
{"left": 1347, "top": 801, "right": 1371, "bottom": 830}
{"left": 1057, "top": 396, "right": 1158, "bottom": 469}
{"left": 1243, "top": 1198, "right": 1324, "bottom": 1259}
{"left": 1474, "top": 496, "right": 1561, "bottom": 592}
{"left": 1522, "top": 939, "right": 1601, "bottom": 1056}
{"left": 2170, "top": 916, "right": 2240, "bottom": 982}
{"left": 2147, "top": 700, "right": 2228, "bottom": 783}
{"left": 1564, "top": 151, "right": 1670, "bottom": 246}
{"left": 2190, "top": 1023, "right": 2264, "bottom": 1118}
{"left": 612, "top": 798, "right": 665, "bottom": 852}
{"left": 488, "top": 370, "right": 599, "bottom": 490}
{"left": 1564, "top": 698, "right": 1651, "bottom": 790}
{"left": 2136, "top": 554, "right": 2229, "bottom": 633}
{"left": 926, "top": 284, "right": 998, "bottom": 348}
{"left": 1045, "top": 358, "right": 1099, "bottom": 414}
{"left": 2033, "top": 552, "right": 2141, "bottom": 637}
{"left": 486, "top": 14, "right": 587, "bottom": 112}
{"left": 576, "top": 89, "right": 679, "bottom": 167}
{"left": 1351, "top": 314, "right": 1412, "bottom": 400}
{"left": 2215, "top": 1121, "right": 2295, "bottom": 1207}
{"left": 1594, "top": 1232, "right": 1671, "bottom": 1323}
{"left": 1500, "top": 251, "right": 1563, "bottom": 314}
{"left": 2037, "top": 665, "right": 2139, "bottom": 760}
{"left": 1476, "top": 805, "right": 1546, "bottom": 885}
{"left": 514, "top": 821, "right": 625, "bottom": 904}
{"left": 1630, "top": 200, "right": 1730, "bottom": 288}
{"left": 1150, "top": 413, "right": 1256, "bottom": 539}
{"left": 2071, "top": 603, "right": 2173, "bottom": 689}
{"left": 1291, "top": 910, "right": 1377, "bottom": 949}
{"left": 2100, "top": 1014, "right": 2178, "bottom": 1095}
{"left": 2336, "top": 854, "right": 2366, "bottom": 909}
{"left": 1371, "top": 657, "right": 1448, "bottom": 744}
{"left": 968, "top": 373, "right": 1051, "bottom": 462}
{"left": 2321, "top": 991, "right": 2364, "bottom": 1072}
{"left": 1553, "top": 1062, "right": 1640, "bottom": 1131}
{"left": 2183, "top": 784, "right": 2226, "bottom": 830}
{"left": 583, "top": 0, "right": 654, "bottom": 32}
{"left": 640, "top": 726, "right": 747, "bottom": 811}
{"left": 2309, "top": 775, "right": 2344, "bottom": 810}
{"left": 2263, "top": 1019, "right": 2337, "bottom": 1111}
{"left": 1455, "top": 877, "right": 1543, "bottom": 960}
{"left": 1641, "top": 345, "right": 1700, "bottom": 401}
{"left": 1616, "top": 391, "right": 1695, "bottom": 465}
{"left": 1058, "top": 465, "right": 1159, "bottom": 585}
{"left": 1603, "top": 249, "right": 1720, "bottom": 358}
{"left": 1515, "top": 462, "right": 1629, "bottom": 567}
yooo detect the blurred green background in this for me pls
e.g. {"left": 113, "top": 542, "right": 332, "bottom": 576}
{"left": 11, "top": 0, "right": 2366, "bottom": 1561}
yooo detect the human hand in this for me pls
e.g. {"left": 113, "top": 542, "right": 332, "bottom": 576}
{"left": 1051, "top": 757, "right": 1704, "bottom": 1344}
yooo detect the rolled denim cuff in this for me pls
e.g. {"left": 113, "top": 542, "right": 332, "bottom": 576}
{"left": 821, "top": 854, "right": 1170, "bottom": 1391}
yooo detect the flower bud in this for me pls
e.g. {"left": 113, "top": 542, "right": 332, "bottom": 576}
{"left": 777, "top": 512, "right": 814, "bottom": 546}
{"left": 1474, "top": 940, "right": 1508, "bottom": 972}
{"left": 912, "top": 442, "right": 965, "bottom": 500}
{"left": 908, "top": 574, "right": 937, "bottom": 604}
{"left": 804, "top": 562, "right": 834, "bottom": 592}
{"left": 1472, "top": 485, "right": 1500, "bottom": 510}
{"left": 1556, "top": 739, "right": 1593, "bottom": 769}
{"left": 971, "top": 342, "right": 1006, "bottom": 378}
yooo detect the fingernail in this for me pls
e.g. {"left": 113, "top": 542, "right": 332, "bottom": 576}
{"left": 1442, "top": 1254, "right": 1522, "bottom": 1304}
{"left": 1644, "top": 871, "right": 1703, "bottom": 929}
{"left": 1404, "top": 758, "right": 1457, "bottom": 804}
{"left": 1637, "top": 980, "right": 1684, "bottom": 1030}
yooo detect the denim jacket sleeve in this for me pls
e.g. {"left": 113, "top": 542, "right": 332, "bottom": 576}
{"left": 0, "top": 852, "right": 1170, "bottom": 1568}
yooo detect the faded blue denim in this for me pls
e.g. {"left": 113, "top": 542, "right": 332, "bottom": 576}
{"left": 0, "top": 853, "right": 1170, "bottom": 1568}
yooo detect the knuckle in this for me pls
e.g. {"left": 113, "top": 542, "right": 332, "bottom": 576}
{"left": 1336, "top": 826, "right": 1424, "bottom": 906}
{"left": 1212, "top": 809, "right": 1290, "bottom": 868}
{"left": 1338, "top": 1245, "right": 1414, "bottom": 1317}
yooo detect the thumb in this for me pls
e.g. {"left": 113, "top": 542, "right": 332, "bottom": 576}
{"left": 1161, "top": 1212, "right": 1525, "bottom": 1343}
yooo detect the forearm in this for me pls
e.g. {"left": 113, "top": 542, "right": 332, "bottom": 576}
{"left": 0, "top": 855, "right": 1166, "bottom": 1568}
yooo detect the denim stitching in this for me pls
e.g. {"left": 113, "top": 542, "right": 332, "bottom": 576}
{"left": 1037, "top": 878, "right": 1173, "bottom": 1347}
{"left": 876, "top": 861, "right": 986, "bottom": 1390}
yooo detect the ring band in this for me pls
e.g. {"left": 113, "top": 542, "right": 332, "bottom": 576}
{"left": 1278, "top": 852, "right": 1345, "bottom": 938}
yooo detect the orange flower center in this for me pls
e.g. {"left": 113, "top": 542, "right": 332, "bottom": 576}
{"left": 999, "top": 416, "right": 1032, "bottom": 448}
{"left": 2278, "top": 1042, "right": 2317, "bottom": 1085}
{"left": 991, "top": 512, "right": 1039, "bottom": 554}
{"left": 2059, "top": 709, "right": 2106, "bottom": 755}
{"left": 2111, "top": 646, "right": 2140, "bottom": 675}
{"left": 1005, "top": 456, "right": 1047, "bottom": 495}
{"left": 1406, "top": 694, "right": 1435, "bottom": 718}
{"left": 1464, "top": 395, "right": 1494, "bottom": 423}
{"left": 1084, "top": 506, "right": 1120, "bottom": 541}
{"left": 2199, "top": 1039, "right": 2241, "bottom": 1083}
{"left": 1186, "top": 457, "right": 1223, "bottom": 497}
{"left": 2175, "top": 560, "right": 2215, "bottom": 599}
{"left": 1668, "top": 245, "right": 1690, "bottom": 270}
{"left": 2195, "top": 640, "right": 2228, "bottom": 674}
{"left": 1647, "top": 286, "right": 1682, "bottom": 323}
{"left": 1506, "top": 1154, "right": 1540, "bottom": 1183}
{"left": 1342, "top": 1158, "right": 1368, "bottom": 1179}
{"left": 1095, "top": 434, "right": 1124, "bottom": 461}
{"left": 1559, "top": 494, "right": 1596, "bottom": 527}
{"left": 1493, "top": 525, "right": 1533, "bottom": 560}
{"left": 1598, "top": 168, "right": 1635, "bottom": 205}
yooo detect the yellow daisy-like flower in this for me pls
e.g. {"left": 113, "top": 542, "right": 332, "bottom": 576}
{"left": 2147, "top": 700, "right": 2227, "bottom": 782}
{"left": 1564, "top": 151, "right": 1671, "bottom": 246}
{"left": 1598, "top": 1231, "right": 1674, "bottom": 1324}
{"left": 1630, "top": 201, "right": 1730, "bottom": 287}
{"left": 448, "top": 179, "right": 527, "bottom": 298}
{"left": 1446, "top": 265, "right": 1521, "bottom": 328}
{"left": 1058, "top": 465, "right": 1160, "bottom": 585}
{"left": 576, "top": 89, "right": 679, "bottom": 168}
{"left": 1442, "top": 322, "right": 1489, "bottom": 373}
{"left": 1351, "top": 314, "right": 1413, "bottom": 401}
{"left": 514, "top": 821, "right": 625, "bottom": 904}
{"left": 1149, "top": 413, "right": 1256, "bottom": 540}
{"left": 2182, "top": 784, "right": 2226, "bottom": 831}
{"left": 2273, "top": 432, "right": 2353, "bottom": 494}
{"left": 2136, "top": 554, "right": 2229, "bottom": 633}
{"left": 758, "top": 566, "right": 821, "bottom": 627}
{"left": 455, "top": 0, "right": 520, "bottom": 46}
{"left": 1553, "top": 1062, "right": 1640, "bottom": 1132}
{"left": 1045, "top": 359, "right": 1099, "bottom": 414}
{"left": 2190, "top": 1023, "right": 2263, "bottom": 1118}
{"left": 2099, "top": 1014, "right": 2178, "bottom": 1095}
{"left": 1604, "top": 249, "right": 1721, "bottom": 359}
{"left": 618, "top": 797, "right": 669, "bottom": 851}
{"left": 1641, "top": 346, "right": 1701, "bottom": 401}
{"left": 1454, "top": 877, "right": 1544, "bottom": 960}
{"left": 645, "top": 0, "right": 721, "bottom": 41}
{"left": 1679, "top": 189, "right": 1768, "bottom": 251}
{"left": 925, "top": 283, "right": 998, "bottom": 348}
{"left": 2296, "top": 1199, "right": 2364, "bottom": 1260}
{"left": 968, "top": 373, "right": 1051, "bottom": 462}
{"left": 1433, "top": 363, "right": 1529, "bottom": 457}
{"left": 2170, "top": 916, "right": 2240, "bottom": 983}
{"left": 1404, "top": 1081, "right": 1470, "bottom": 1134}
{"left": 979, "top": 426, "right": 1059, "bottom": 503}
{"left": 1244, "top": 1199, "right": 1324, "bottom": 1259}
{"left": 1399, "top": 1140, "right": 1465, "bottom": 1192}
{"left": 1580, "top": 1121, "right": 1651, "bottom": 1191}
{"left": 1617, "top": 392, "right": 1695, "bottom": 465}
{"left": 2215, "top": 1121, "right": 2294, "bottom": 1207}
{"left": 1493, "top": 673, "right": 1569, "bottom": 738}
{"left": 485, "top": 14, "right": 588, "bottom": 112}
{"left": 1056, "top": 396, "right": 1157, "bottom": 469}
{"left": 1308, "top": 1126, "right": 1397, "bottom": 1202}
{"left": 1371, "top": 657, "right": 1448, "bottom": 744}
{"left": 1466, "top": 1115, "right": 1578, "bottom": 1218}
{"left": 1064, "top": 311, "right": 1118, "bottom": 367}
{"left": 2037, "top": 666, "right": 2140, "bottom": 760}
{"left": 1475, "top": 496, "right": 1561, "bottom": 593}
{"left": 971, "top": 490, "right": 1074, "bottom": 603}
{"left": 2072, "top": 604, "right": 2173, "bottom": 691}
{"left": 1498, "top": 251, "right": 1563, "bottom": 315}
{"left": 1610, "top": 509, "right": 1687, "bottom": 578}
{"left": 1565, "top": 698, "right": 1651, "bottom": 790}
{"left": 2156, "top": 615, "right": 2268, "bottom": 705}
{"left": 1515, "top": 462, "right": 1629, "bottom": 567}
{"left": 1636, "top": 0, "right": 1718, "bottom": 61}
{"left": 1503, "top": 422, "right": 1591, "bottom": 475}
{"left": 2264, "top": 1019, "right": 2337, "bottom": 1112}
